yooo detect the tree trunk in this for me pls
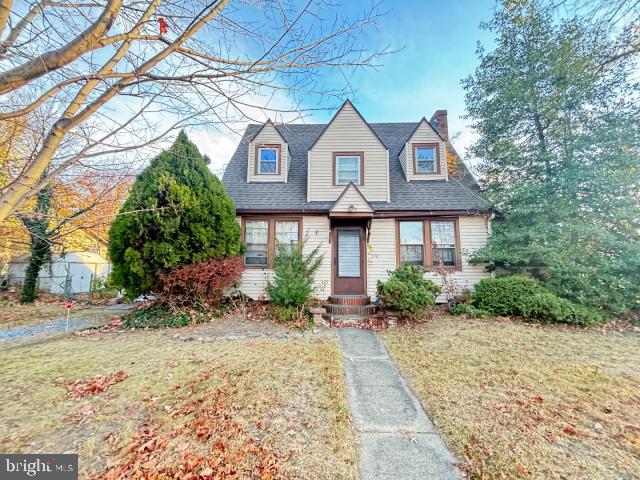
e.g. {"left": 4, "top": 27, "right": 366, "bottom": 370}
{"left": 20, "top": 183, "right": 52, "bottom": 303}
{"left": 20, "top": 233, "right": 50, "bottom": 303}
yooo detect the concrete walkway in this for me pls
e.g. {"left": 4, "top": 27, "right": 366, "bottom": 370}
{"left": 337, "top": 328, "right": 459, "bottom": 480}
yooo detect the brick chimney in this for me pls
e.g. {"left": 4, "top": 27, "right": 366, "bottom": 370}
{"left": 430, "top": 110, "right": 448, "bottom": 140}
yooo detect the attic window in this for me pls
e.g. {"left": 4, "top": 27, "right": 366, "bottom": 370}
{"left": 413, "top": 143, "right": 440, "bottom": 174}
{"left": 334, "top": 152, "right": 363, "bottom": 185}
{"left": 256, "top": 145, "right": 280, "bottom": 175}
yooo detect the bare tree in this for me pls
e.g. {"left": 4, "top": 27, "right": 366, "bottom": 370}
{"left": 0, "top": 0, "right": 388, "bottom": 222}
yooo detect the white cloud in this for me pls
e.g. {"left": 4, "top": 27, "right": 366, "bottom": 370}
{"left": 188, "top": 128, "right": 239, "bottom": 178}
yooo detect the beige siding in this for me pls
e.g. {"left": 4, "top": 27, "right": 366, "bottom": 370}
{"left": 302, "top": 216, "right": 331, "bottom": 299}
{"left": 239, "top": 269, "right": 274, "bottom": 300}
{"left": 247, "top": 123, "right": 288, "bottom": 183}
{"left": 405, "top": 121, "right": 447, "bottom": 181}
{"left": 308, "top": 102, "right": 389, "bottom": 202}
{"left": 424, "top": 215, "right": 491, "bottom": 299}
{"left": 366, "top": 219, "right": 397, "bottom": 297}
{"left": 364, "top": 215, "right": 491, "bottom": 300}
{"left": 237, "top": 215, "right": 331, "bottom": 300}
{"left": 331, "top": 185, "right": 373, "bottom": 213}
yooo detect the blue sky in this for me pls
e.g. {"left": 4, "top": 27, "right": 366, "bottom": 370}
{"left": 194, "top": 0, "right": 498, "bottom": 174}
{"left": 315, "top": 0, "right": 496, "bottom": 125}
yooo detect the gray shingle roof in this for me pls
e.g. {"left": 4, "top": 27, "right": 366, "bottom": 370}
{"left": 221, "top": 122, "right": 488, "bottom": 212}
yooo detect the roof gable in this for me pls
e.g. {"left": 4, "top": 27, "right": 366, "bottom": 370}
{"left": 405, "top": 117, "right": 445, "bottom": 144}
{"left": 330, "top": 182, "right": 374, "bottom": 216}
{"left": 248, "top": 119, "right": 287, "bottom": 144}
{"left": 310, "top": 100, "right": 387, "bottom": 150}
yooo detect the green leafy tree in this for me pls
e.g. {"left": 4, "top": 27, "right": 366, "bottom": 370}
{"left": 464, "top": 0, "right": 640, "bottom": 314}
{"left": 108, "top": 131, "right": 242, "bottom": 297}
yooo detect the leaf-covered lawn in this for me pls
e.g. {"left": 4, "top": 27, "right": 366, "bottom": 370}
{"left": 0, "top": 302, "right": 103, "bottom": 328}
{"left": 0, "top": 332, "right": 357, "bottom": 479}
{"left": 381, "top": 316, "right": 640, "bottom": 480}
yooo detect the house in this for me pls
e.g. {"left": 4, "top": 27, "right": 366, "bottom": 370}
{"left": 222, "top": 100, "right": 492, "bottom": 308}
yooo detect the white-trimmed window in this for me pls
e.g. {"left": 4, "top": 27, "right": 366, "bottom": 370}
{"left": 413, "top": 144, "right": 438, "bottom": 174}
{"left": 335, "top": 154, "right": 362, "bottom": 185}
{"left": 399, "top": 221, "right": 424, "bottom": 266}
{"left": 244, "top": 220, "right": 269, "bottom": 265}
{"left": 275, "top": 220, "right": 299, "bottom": 255}
{"left": 258, "top": 147, "right": 279, "bottom": 174}
{"left": 430, "top": 221, "right": 456, "bottom": 267}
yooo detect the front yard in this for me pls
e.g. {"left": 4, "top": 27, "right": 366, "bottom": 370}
{"left": 0, "top": 331, "right": 358, "bottom": 479}
{"left": 381, "top": 317, "right": 640, "bottom": 479}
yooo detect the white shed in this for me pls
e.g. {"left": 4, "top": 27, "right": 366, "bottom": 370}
{"left": 7, "top": 252, "right": 111, "bottom": 294}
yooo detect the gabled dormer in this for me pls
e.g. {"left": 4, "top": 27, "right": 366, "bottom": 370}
{"left": 247, "top": 120, "right": 291, "bottom": 183}
{"left": 329, "top": 182, "right": 374, "bottom": 217}
{"left": 399, "top": 116, "right": 448, "bottom": 181}
{"left": 307, "top": 100, "right": 389, "bottom": 203}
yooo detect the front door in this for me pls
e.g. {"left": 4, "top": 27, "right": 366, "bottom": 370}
{"left": 333, "top": 226, "right": 366, "bottom": 295}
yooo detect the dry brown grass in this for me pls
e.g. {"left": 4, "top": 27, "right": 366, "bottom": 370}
{"left": 0, "top": 302, "right": 104, "bottom": 328}
{"left": 0, "top": 331, "right": 357, "bottom": 479}
{"left": 380, "top": 316, "right": 640, "bottom": 480}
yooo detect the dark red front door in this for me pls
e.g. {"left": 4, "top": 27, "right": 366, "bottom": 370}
{"left": 333, "top": 226, "right": 366, "bottom": 295}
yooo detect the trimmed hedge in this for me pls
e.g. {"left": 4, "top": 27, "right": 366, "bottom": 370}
{"left": 377, "top": 265, "right": 441, "bottom": 318}
{"left": 449, "top": 303, "right": 490, "bottom": 318}
{"left": 473, "top": 276, "right": 544, "bottom": 316}
{"left": 472, "top": 276, "right": 604, "bottom": 326}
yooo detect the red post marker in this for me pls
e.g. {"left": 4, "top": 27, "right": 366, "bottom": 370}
{"left": 65, "top": 302, "right": 72, "bottom": 334}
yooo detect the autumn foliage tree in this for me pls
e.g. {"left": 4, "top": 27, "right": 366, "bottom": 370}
{"left": 0, "top": 0, "right": 388, "bottom": 223}
{"left": 108, "top": 131, "right": 242, "bottom": 297}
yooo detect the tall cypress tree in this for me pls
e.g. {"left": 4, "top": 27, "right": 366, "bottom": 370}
{"left": 108, "top": 131, "right": 242, "bottom": 296}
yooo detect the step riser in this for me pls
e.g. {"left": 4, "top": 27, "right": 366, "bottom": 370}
{"left": 323, "top": 304, "right": 378, "bottom": 316}
{"left": 328, "top": 295, "right": 371, "bottom": 306}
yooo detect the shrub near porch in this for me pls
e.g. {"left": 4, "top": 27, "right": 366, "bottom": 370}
{"left": 381, "top": 317, "right": 640, "bottom": 479}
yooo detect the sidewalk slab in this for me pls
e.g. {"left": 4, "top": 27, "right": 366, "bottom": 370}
{"left": 343, "top": 358, "right": 403, "bottom": 386}
{"left": 349, "top": 384, "right": 434, "bottom": 433}
{"left": 359, "top": 432, "right": 460, "bottom": 480}
{"left": 337, "top": 328, "right": 460, "bottom": 480}
{"left": 338, "top": 328, "right": 387, "bottom": 358}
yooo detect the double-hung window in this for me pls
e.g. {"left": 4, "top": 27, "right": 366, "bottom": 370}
{"left": 413, "top": 143, "right": 439, "bottom": 174}
{"left": 275, "top": 220, "right": 299, "bottom": 255}
{"left": 257, "top": 146, "right": 279, "bottom": 174}
{"left": 244, "top": 220, "right": 269, "bottom": 265}
{"left": 398, "top": 219, "right": 459, "bottom": 268}
{"left": 398, "top": 221, "right": 425, "bottom": 266}
{"left": 430, "top": 221, "right": 456, "bottom": 267}
{"left": 334, "top": 153, "right": 362, "bottom": 185}
{"left": 243, "top": 218, "right": 301, "bottom": 266}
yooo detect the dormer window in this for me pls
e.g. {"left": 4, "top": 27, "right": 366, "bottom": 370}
{"left": 413, "top": 143, "right": 440, "bottom": 175}
{"left": 256, "top": 145, "right": 280, "bottom": 175}
{"left": 334, "top": 152, "right": 363, "bottom": 185}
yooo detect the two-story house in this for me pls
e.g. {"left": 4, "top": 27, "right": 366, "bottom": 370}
{"left": 222, "top": 100, "right": 491, "bottom": 307}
